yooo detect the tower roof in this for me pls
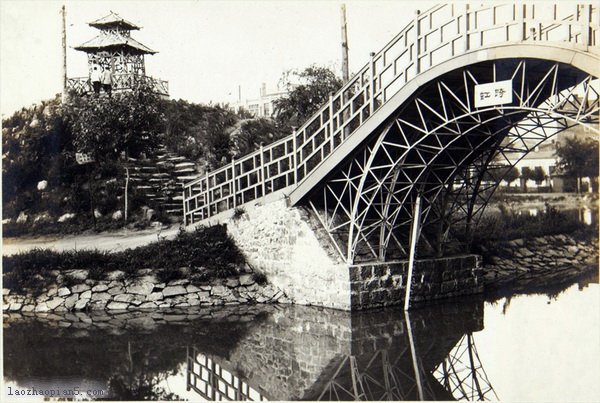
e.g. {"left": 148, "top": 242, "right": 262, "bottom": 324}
{"left": 74, "top": 33, "right": 156, "bottom": 54}
{"left": 74, "top": 11, "right": 156, "bottom": 55}
{"left": 88, "top": 11, "right": 140, "bottom": 30}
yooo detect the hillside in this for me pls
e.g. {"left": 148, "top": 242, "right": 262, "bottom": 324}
{"left": 2, "top": 92, "right": 282, "bottom": 236}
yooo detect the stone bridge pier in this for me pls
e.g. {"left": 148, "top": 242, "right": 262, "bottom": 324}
{"left": 200, "top": 196, "right": 482, "bottom": 311}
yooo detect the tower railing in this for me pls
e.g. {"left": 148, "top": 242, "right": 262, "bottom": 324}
{"left": 66, "top": 72, "right": 169, "bottom": 96}
{"left": 183, "top": 2, "right": 598, "bottom": 225}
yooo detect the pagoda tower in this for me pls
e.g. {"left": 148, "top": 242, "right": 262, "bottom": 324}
{"left": 67, "top": 11, "right": 168, "bottom": 96}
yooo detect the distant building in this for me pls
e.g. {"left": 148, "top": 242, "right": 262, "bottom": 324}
{"left": 66, "top": 11, "right": 168, "bottom": 97}
{"left": 501, "top": 125, "right": 597, "bottom": 192}
{"left": 231, "top": 82, "right": 288, "bottom": 118}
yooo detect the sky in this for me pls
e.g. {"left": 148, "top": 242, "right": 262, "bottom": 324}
{"left": 0, "top": 0, "right": 434, "bottom": 117}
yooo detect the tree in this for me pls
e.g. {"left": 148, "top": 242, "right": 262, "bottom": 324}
{"left": 555, "top": 136, "right": 599, "bottom": 193}
{"left": 64, "top": 84, "right": 165, "bottom": 162}
{"left": 503, "top": 166, "right": 520, "bottom": 186}
{"left": 273, "top": 65, "right": 343, "bottom": 131}
{"left": 521, "top": 167, "right": 534, "bottom": 192}
{"left": 63, "top": 86, "right": 166, "bottom": 223}
{"left": 161, "top": 99, "right": 239, "bottom": 169}
{"left": 2, "top": 96, "right": 75, "bottom": 218}
{"left": 230, "top": 118, "right": 285, "bottom": 158}
{"left": 532, "top": 166, "right": 546, "bottom": 186}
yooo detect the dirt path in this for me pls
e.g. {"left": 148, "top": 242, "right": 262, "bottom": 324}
{"left": 2, "top": 224, "right": 181, "bottom": 256}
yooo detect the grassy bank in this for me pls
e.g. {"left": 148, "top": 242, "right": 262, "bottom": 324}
{"left": 473, "top": 203, "right": 594, "bottom": 244}
{"left": 3, "top": 225, "right": 246, "bottom": 295}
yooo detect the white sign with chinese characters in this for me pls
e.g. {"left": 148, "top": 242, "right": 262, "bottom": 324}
{"left": 474, "top": 79, "right": 513, "bottom": 108}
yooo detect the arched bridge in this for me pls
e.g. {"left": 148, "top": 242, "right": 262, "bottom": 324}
{"left": 183, "top": 3, "right": 599, "bottom": 266}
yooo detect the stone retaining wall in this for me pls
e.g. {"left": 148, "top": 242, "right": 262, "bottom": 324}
{"left": 2, "top": 268, "right": 289, "bottom": 313}
{"left": 200, "top": 197, "right": 484, "bottom": 310}
{"left": 483, "top": 234, "right": 598, "bottom": 286}
{"left": 220, "top": 198, "right": 351, "bottom": 310}
{"left": 349, "top": 255, "right": 483, "bottom": 309}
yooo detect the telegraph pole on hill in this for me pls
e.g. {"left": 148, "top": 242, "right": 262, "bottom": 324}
{"left": 61, "top": 5, "right": 68, "bottom": 102}
{"left": 340, "top": 4, "right": 349, "bottom": 82}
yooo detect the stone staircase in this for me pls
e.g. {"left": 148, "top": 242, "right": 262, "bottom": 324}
{"left": 126, "top": 148, "right": 200, "bottom": 218}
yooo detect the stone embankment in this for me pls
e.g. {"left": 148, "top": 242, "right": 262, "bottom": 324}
{"left": 2, "top": 268, "right": 289, "bottom": 313}
{"left": 483, "top": 234, "right": 598, "bottom": 287}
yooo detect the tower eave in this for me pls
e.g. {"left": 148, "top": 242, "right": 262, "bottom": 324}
{"left": 87, "top": 12, "right": 141, "bottom": 30}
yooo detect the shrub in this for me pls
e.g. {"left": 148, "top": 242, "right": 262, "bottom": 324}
{"left": 232, "top": 207, "right": 246, "bottom": 221}
{"left": 471, "top": 204, "right": 587, "bottom": 245}
{"left": 2, "top": 225, "right": 246, "bottom": 294}
{"left": 156, "top": 267, "right": 183, "bottom": 284}
{"left": 252, "top": 271, "right": 268, "bottom": 285}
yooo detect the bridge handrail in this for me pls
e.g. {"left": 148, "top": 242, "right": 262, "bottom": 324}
{"left": 183, "top": 2, "right": 598, "bottom": 225}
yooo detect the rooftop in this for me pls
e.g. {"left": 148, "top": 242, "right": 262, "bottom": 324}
{"left": 88, "top": 11, "right": 141, "bottom": 31}
{"left": 74, "top": 32, "right": 156, "bottom": 54}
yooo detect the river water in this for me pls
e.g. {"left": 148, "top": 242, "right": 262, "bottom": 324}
{"left": 3, "top": 271, "right": 599, "bottom": 402}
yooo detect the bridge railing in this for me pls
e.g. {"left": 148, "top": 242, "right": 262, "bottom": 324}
{"left": 183, "top": 2, "right": 598, "bottom": 225}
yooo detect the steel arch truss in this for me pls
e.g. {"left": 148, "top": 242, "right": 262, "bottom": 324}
{"left": 433, "top": 334, "right": 498, "bottom": 401}
{"left": 314, "top": 333, "right": 496, "bottom": 401}
{"left": 307, "top": 60, "right": 599, "bottom": 264}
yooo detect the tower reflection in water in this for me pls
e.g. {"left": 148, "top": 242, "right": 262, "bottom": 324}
{"left": 185, "top": 299, "right": 497, "bottom": 401}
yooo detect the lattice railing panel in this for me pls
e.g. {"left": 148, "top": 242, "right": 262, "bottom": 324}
{"left": 184, "top": 2, "right": 599, "bottom": 225}
{"left": 66, "top": 73, "right": 169, "bottom": 96}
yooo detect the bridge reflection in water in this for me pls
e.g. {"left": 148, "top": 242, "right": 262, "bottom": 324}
{"left": 185, "top": 300, "right": 497, "bottom": 401}
{"left": 3, "top": 299, "right": 495, "bottom": 401}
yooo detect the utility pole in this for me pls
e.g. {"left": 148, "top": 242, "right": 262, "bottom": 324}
{"left": 340, "top": 4, "right": 349, "bottom": 82}
{"left": 61, "top": 4, "right": 68, "bottom": 102}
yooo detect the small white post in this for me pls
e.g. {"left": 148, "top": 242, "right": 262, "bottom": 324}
{"left": 518, "top": 2, "right": 526, "bottom": 41}
{"left": 369, "top": 52, "right": 376, "bottom": 113}
{"left": 414, "top": 10, "right": 421, "bottom": 75}
{"left": 231, "top": 157, "right": 236, "bottom": 208}
{"left": 292, "top": 128, "right": 298, "bottom": 184}
{"left": 329, "top": 93, "right": 335, "bottom": 152}
{"left": 205, "top": 170, "right": 211, "bottom": 218}
{"left": 404, "top": 193, "right": 422, "bottom": 311}
{"left": 463, "top": 3, "right": 470, "bottom": 52}
{"left": 182, "top": 184, "right": 187, "bottom": 226}
{"left": 124, "top": 166, "right": 129, "bottom": 222}
{"left": 583, "top": 4, "right": 591, "bottom": 48}
{"left": 260, "top": 144, "right": 266, "bottom": 199}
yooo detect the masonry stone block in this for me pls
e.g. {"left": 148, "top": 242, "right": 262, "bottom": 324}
{"left": 107, "top": 302, "right": 129, "bottom": 310}
{"left": 360, "top": 292, "right": 372, "bottom": 306}
{"left": 349, "top": 268, "right": 360, "bottom": 282}
{"left": 71, "top": 284, "right": 90, "bottom": 293}
{"left": 359, "top": 266, "right": 373, "bottom": 280}
{"left": 381, "top": 276, "right": 394, "bottom": 289}
{"left": 46, "top": 297, "right": 65, "bottom": 310}
{"left": 162, "top": 285, "right": 187, "bottom": 297}
{"left": 74, "top": 299, "right": 89, "bottom": 310}
{"left": 365, "top": 279, "right": 380, "bottom": 292}
{"left": 127, "top": 282, "right": 154, "bottom": 295}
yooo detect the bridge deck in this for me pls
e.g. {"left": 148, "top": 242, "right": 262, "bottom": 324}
{"left": 183, "top": 3, "right": 599, "bottom": 226}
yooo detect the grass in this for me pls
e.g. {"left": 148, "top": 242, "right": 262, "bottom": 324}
{"left": 3, "top": 224, "right": 246, "bottom": 295}
{"left": 473, "top": 203, "right": 589, "bottom": 244}
{"left": 2, "top": 215, "right": 159, "bottom": 238}
{"left": 470, "top": 204, "right": 595, "bottom": 262}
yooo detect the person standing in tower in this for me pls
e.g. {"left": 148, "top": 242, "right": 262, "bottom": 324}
{"left": 101, "top": 67, "right": 112, "bottom": 96}
{"left": 90, "top": 64, "right": 102, "bottom": 95}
